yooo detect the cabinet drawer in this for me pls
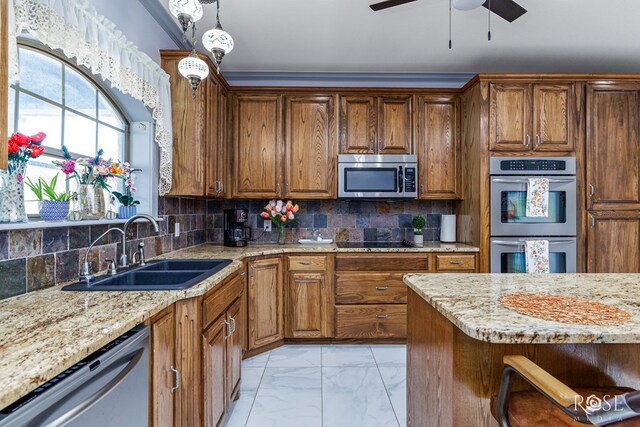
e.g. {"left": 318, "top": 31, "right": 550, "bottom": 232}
{"left": 435, "top": 254, "right": 476, "bottom": 271}
{"left": 288, "top": 255, "right": 327, "bottom": 271}
{"left": 203, "top": 272, "right": 243, "bottom": 329}
{"left": 335, "top": 272, "right": 407, "bottom": 304}
{"left": 335, "top": 254, "right": 429, "bottom": 271}
{"left": 335, "top": 305, "right": 406, "bottom": 338}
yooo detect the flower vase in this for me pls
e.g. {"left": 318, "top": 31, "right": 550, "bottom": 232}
{"left": 40, "top": 201, "right": 70, "bottom": 221}
{"left": 276, "top": 223, "right": 286, "bottom": 245}
{"left": 0, "top": 162, "right": 28, "bottom": 223}
{"left": 78, "top": 184, "right": 105, "bottom": 220}
{"left": 118, "top": 206, "right": 137, "bottom": 219}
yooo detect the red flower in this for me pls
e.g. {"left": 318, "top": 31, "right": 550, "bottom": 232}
{"left": 7, "top": 142, "right": 19, "bottom": 154}
{"left": 260, "top": 212, "right": 270, "bottom": 219}
{"left": 30, "top": 145, "right": 45, "bottom": 158}
{"left": 30, "top": 132, "right": 46, "bottom": 144}
{"left": 10, "top": 133, "right": 30, "bottom": 147}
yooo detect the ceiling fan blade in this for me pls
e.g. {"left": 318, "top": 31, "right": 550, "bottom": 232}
{"left": 482, "top": 0, "right": 527, "bottom": 22}
{"left": 369, "top": 0, "right": 418, "bottom": 11}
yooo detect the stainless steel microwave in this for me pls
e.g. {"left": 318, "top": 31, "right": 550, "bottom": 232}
{"left": 338, "top": 154, "right": 417, "bottom": 199}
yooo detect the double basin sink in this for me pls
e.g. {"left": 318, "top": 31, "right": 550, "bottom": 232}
{"left": 62, "top": 259, "right": 233, "bottom": 291}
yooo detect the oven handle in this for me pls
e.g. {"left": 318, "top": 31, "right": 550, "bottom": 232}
{"left": 492, "top": 240, "right": 575, "bottom": 246}
{"left": 491, "top": 178, "right": 575, "bottom": 184}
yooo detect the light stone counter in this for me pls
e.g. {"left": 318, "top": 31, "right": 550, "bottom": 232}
{"left": 0, "top": 242, "right": 477, "bottom": 410}
{"left": 404, "top": 273, "right": 640, "bottom": 344}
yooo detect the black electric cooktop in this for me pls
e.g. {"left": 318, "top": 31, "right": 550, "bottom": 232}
{"left": 335, "top": 241, "right": 413, "bottom": 249}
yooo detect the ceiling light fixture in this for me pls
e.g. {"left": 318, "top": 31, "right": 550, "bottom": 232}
{"left": 202, "top": 0, "right": 234, "bottom": 73}
{"left": 169, "top": 0, "right": 203, "bottom": 33}
{"left": 178, "top": 25, "right": 209, "bottom": 93}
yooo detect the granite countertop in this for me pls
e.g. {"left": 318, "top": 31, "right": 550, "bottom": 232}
{"left": 0, "top": 241, "right": 478, "bottom": 410}
{"left": 404, "top": 273, "right": 640, "bottom": 345}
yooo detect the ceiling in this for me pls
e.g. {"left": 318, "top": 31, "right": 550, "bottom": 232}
{"left": 159, "top": 0, "right": 640, "bottom": 75}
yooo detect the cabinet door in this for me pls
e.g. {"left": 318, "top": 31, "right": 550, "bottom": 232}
{"left": 587, "top": 212, "right": 640, "bottom": 273}
{"left": 489, "top": 83, "right": 531, "bottom": 151}
{"left": 174, "top": 298, "right": 202, "bottom": 427}
{"left": 587, "top": 85, "right": 640, "bottom": 210}
{"left": 287, "top": 272, "right": 325, "bottom": 338}
{"left": 232, "top": 95, "right": 283, "bottom": 198}
{"left": 248, "top": 257, "right": 284, "bottom": 349}
{"left": 150, "top": 308, "right": 175, "bottom": 427}
{"left": 205, "top": 77, "right": 221, "bottom": 197}
{"left": 284, "top": 95, "right": 337, "bottom": 198}
{"left": 339, "top": 96, "right": 376, "bottom": 153}
{"left": 226, "top": 298, "right": 243, "bottom": 403}
{"left": 416, "top": 96, "right": 460, "bottom": 199}
{"left": 161, "top": 52, "right": 206, "bottom": 196}
{"left": 533, "top": 84, "right": 574, "bottom": 152}
{"left": 378, "top": 95, "right": 412, "bottom": 154}
{"left": 202, "top": 314, "right": 228, "bottom": 427}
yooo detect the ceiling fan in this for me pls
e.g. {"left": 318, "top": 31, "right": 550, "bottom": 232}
{"left": 369, "top": 0, "right": 527, "bottom": 23}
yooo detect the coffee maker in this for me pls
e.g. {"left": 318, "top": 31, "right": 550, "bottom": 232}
{"left": 224, "top": 209, "right": 252, "bottom": 247}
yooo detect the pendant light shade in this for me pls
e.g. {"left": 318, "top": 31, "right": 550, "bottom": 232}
{"left": 169, "top": 0, "right": 203, "bottom": 31}
{"left": 202, "top": 23, "right": 234, "bottom": 65}
{"left": 452, "top": 0, "right": 485, "bottom": 10}
{"left": 178, "top": 51, "right": 209, "bottom": 91}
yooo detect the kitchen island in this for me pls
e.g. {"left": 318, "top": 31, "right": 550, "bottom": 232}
{"left": 404, "top": 273, "right": 640, "bottom": 427}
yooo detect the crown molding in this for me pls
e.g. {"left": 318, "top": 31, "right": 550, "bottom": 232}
{"left": 137, "top": 0, "right": 191, "bottom": 50}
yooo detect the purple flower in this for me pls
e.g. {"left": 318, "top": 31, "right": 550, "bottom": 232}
{"left": 16, "top": 174, "right": 23, "bottom": 182}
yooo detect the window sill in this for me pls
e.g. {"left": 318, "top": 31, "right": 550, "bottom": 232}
{"left": 0, "top": 217, "right": 164, "bottom": 231}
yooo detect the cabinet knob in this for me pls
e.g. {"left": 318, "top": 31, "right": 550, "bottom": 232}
{"left": 223, "top": 320, "right": 232, "bottom": 340}
{"left": 449, "top": 260, "right": 464, "bottom": 265}
{"left": 589, "top": 184, "right": 595, "bottom": 198}
{"left": 536, "top": 135, "right": 541, "bottom": 146}
{"left": 375, "top": 286, "right": 389, "bottom": 291}
{"left": 525, "top": 134, "right": 531, "bottom": 147}
{"left": 376, "top": 314, "right": 388, "bottom": 319}
{"left": 170, "top": 366, "right": 180, "bottom": 393}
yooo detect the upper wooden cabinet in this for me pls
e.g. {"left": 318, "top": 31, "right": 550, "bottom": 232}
{"left": 161, "top": 50, "right": 228, "bottom": 197}
{"left": 415, "top": 95, "right": 461, "bottom": 199}
{"left": 587, "top": 84, "right": 640, "bottom": 211}
{"left": 231, "top": 94, "right": 283, "bottom": 198}
{"left": 339, "top": 95, "right": 412, "bottom": 154}
{"left": 489, "top": 82, "right": 574, "bottom": 152}
{"left": 0, "top": 0, "right": 8, "bottom": 170}
{"left": 247, "top": 257, "right": 284, "bottom": 350}
{"left": 587, "top": 211, "right": 640, "bottom": 273}
{"left": 284, "top": 95, "right": 337, "bottom": 199}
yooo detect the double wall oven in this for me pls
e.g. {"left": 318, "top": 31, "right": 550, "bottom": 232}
{"left": 489, "top": 157, "right": 577, "bottom": 273}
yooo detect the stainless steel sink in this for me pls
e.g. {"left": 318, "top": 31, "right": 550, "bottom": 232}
{"left": 62, "top": 259, "right": 233, "bottom": 291}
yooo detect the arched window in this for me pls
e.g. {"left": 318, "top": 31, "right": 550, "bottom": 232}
{"left": 8, "top": 44, "right": 128, "bottom": 216}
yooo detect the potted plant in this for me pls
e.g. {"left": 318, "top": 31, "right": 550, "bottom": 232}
{"left": 25, "top": 174, "right": 71, "bottom": 221}
{"left": 111, "top": 161, "right": 141, "bottom": 219}
{"left": 412, "top": 215, "right": 426, "bottom": 247}
{"left": 260, "top": 200, "right": 300, "bottom": 245}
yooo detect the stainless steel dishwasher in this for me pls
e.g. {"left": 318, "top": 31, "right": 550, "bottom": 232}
{"left": 0, "top": 325, "right": 149, "bottom": 427}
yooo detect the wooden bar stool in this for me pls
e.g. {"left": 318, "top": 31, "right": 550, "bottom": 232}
{"left": 491, "top": 355, "right": 640, "bottom": 426}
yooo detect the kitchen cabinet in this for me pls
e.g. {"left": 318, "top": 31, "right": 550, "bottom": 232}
{"left": 587, "top": 211, "right": 640, "bottom": 273}
{"left": 286, "top": 255, "right": 334, "bottom": 338}
{"left": 339, "top": 95, "right": 412, "bottom": 154}
{"left": 586, "top": 84, "right": 640, "bottom": 211}
{"left": 247, "top": 256, "right": 284, "bottom": 349}
{"left": 150, "top": 307, "right": 176, "bottom": 427}
{"left": 283, "top": 95, "right": 337, "bottom": 198}
{"left": 160, "top": 50, "right": 228, "bottom": 197}
{"left": 231, "top": 94, "right": 283, "bottom": 198}
{"left": 489, "top": 82, "right": 574, "bottom": 152}
{"left": 0, "top": 0, "right": 8, "bottom": 170}
{"left": 415, "top": 95, "right": 461, "bottom": 199}
{"left": 202, "top": 314, "right": 227, "bottom": 427}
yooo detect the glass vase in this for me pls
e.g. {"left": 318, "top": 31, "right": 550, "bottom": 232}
{"left": 78, "top": 184, "right": 106, "bottom": 220}
{"left": 276, "top": 223, "right": 286, "bottom": 245}
{"left": 0, "top": 162, "right": 28, "bottom": 223}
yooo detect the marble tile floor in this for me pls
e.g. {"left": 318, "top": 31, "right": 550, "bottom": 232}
{"left": 223, "top": 344, "right": 407, "bottom": 427}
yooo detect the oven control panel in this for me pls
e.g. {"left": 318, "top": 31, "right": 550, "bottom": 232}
{"left": 489, "top": 157, "right": 576, "bottom": 175}
{"left": 500, "top": 159, "right": 566, "bottom": 171}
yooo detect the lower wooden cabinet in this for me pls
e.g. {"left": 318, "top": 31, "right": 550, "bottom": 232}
{"left": 150, "top": 306, "right": 176, "bottom": 427}
{"left": 335, "top": 305, "right": 407, "bottom": 338}
{"left": 587, "top": 211, "right": 640, "bottom": 273}
{"left": 248, "top": 257, "right": 284, "bottom": 350}
{"left": 202, "top": 315, "right": 227, "bottom": 427}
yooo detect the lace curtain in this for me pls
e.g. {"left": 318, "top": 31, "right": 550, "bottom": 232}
{"left": 9, "top": 0, "right": 174, "bottom": 195}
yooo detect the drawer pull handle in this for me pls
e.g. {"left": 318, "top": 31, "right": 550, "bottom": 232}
{"left": 449, "top": 261, "right": 464, "bottom": 265}
{"left": 376, "top": 314, "right": 388, "bottom": 319}
{"left": 170, "top": 366, "right": 180, "bottom": 393}
{"left": 375, "top": 287, "right": 389, "bottom": 291}
{"left": 299, "top": 262, "right": 313, "bottom": 265}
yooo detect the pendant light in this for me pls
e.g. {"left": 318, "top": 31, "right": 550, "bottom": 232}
{"left": 169, "top": 0, "right": 203, "bottom": 33}
{"left": 178, "top": 25, "right": 209, "bottom": 93}
{"left": 202, "top": 0, "right": 234, "bottom": 72}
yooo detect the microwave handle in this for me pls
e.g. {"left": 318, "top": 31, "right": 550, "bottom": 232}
{"left": 398, "top": 166, "right": 403, "bottom": 193}
{"left": 493, "top": 240, "right": 575, "bottom": 246}
{"left": 491, "top": 178, "right": 574, "bottom": 184}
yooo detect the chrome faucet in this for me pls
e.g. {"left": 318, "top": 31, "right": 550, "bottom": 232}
{"left": 121, "top": 214, "right": 160, "bottom": 268}
{"left": 79, "top": 227, "right": 125, "bottom": 283}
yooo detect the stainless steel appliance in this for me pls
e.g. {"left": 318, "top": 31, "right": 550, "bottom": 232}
{"left": 224, "top": 209, "right": 252, "bottom": 247}
{"left": 489, "top": 157, "right": 577, "bottom": 273}
{"left": 338, "top": 154, "right": 417, "bottom": 199}
{"left": 0, "top": 325, "right": 149, "bottom": 426}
